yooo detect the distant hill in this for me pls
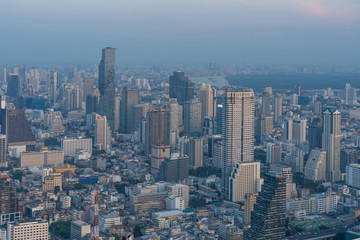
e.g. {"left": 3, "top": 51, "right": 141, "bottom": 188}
{"left": 226, "top": 73, "right": 360, "bottom": 90}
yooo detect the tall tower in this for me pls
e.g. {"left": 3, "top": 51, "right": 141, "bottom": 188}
{"left": 309, "top": 117, "right": 322, "bottom": 152}
{"left": 244, "top": 172, "right": 287, "bottom": 240}
{"left": 145, "top": 109, "right": 170, "bottom": 156}
{"left": 94, "top": 114, "right": 111, "bottom": 150}
{"left": 293, "top": 119, "right": 307, "bottom": 147}
{"left": 49, "top": 71, "right": 57, "bottom": 106}
{"left": 322, "top": 107, "right": 341, "bottom": 182}
{"left": 274, "top": 93, "right": 282, "bottom": 124}
{"left": 169, "top": 71, "right": 194, "bottom": 104}
{"left": 222, "top": 89, "right": 254, "bottom": 193}
{"left": 199, "top": 83, "right": 214, "bottom": 122}
{"left": 7, "top": 74, "right": 20, "bottom": 99}
{"left": 120, "top": 87, "right": 139, "bottom": 133}
{"left": 183, "top": 99, "right": 202, "bottom": 135}
{"left": 98, "top": 47, "right": 116, "bottom": 130}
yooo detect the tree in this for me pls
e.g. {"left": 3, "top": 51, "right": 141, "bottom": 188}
{"left": 335, "top": 232, "right": 346, "bottom": 240}
{"left": 254, "top": 149, "right": 266, "bottom": 164}
{"left": 54, "top": 186, "right": 60, "bottom": 194}
{"left": 115, "top": 183, "right": 128, "bottom": 194}
{"left": 11, "top": 170, "right": 23, "bottom": 181}
{"left": 133, "top": 225, "right": 143, "bottom": 237}
{"left": 49, "top": 221, "right": 71, "bottom": 239}
{"left": 74, "top": 183, "right": 86, "bottom": 189}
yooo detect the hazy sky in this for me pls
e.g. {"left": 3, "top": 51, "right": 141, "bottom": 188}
{"left": 1, "top": 0, "right": 359, "bottom": 66}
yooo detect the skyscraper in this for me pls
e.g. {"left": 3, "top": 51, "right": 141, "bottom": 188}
{"left": 169, "top": 71, "right": 194, "bottom": 104}
{"left": 168, "top": 98, "right": 183, "bottom": 132}
{"left": 7, "top": 109, "right": 35, "bottom": 151}
{"left": 94, "top": 114, "right": 111, "bottom": 150}
{"left": 145, "top": 109, "right": 170, "bottom": 156}
{"left": 309, "top": 117, "right": 322, "bottom": 152}
{"left": 244, "top": 172, "right": 286, "bottom": 240}
{"left": 49, "top": 71, "right": 57, "bottom": 106}
{"left": 159, "top": 153, "right": 189, "bottom": 182}
{"left": 322, "top": 107, "right": 341, "bottom": 182}
{"left": 82, "top": 76, "right": 94, "bottom": 102}
{"left": 183, "top": 99, "right": 202, "bottom": 135}
{"left": 0, "top": 135, "right": 6, "bottom": 167}
{"left": 199, "top": 83, "right": 214, "bottom": 122}
{"left": 274, "top": 93, "right": 282, "bottom": 124}
{"left": 283, "top": 117, "right": 293, "bottom": 143}
{"left": 120, "top": 86, "right": 139, "bottom": 133}
{"left": 7, "top": 74, "right": 20, "bottom": 99}
{"left": 222, "top": 89, "right": 254, "bottom": 193}
{"left": 86, "top": 89, "right": 100, "bottom": 115}
{"left": 0, "top": 174, "right": 22, "bottom": 224}
{"left": 261, "top": 92, "right": 272, "bottom": 115}
{"left": 293, "top": 119, "right": 307, "bottom": 147}
{"left": 98, "top": 47, "right": 116, "bottom": 130}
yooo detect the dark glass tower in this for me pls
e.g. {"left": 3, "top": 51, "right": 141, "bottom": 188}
{"left": 98, "top": 47, "right": 116, "bottom": 130}
{"left": 7, "top": 110, "right": 35, "bottom": 151}
{"left": 0, "top": 174, "right": 22, "bottom": 215}
{"left": 244, "top": 172, "right": 286, "bottom": 240}
{"left": 159, "top": 154, "right": 189, "bottom": 182}
{"left": 309, "top": 117, "right": 322, "bottom": 152}
{"left": 169, "top": 71, "right": 194, "bottom": 104}
{"left": 7, "top": 74, "right": 20, "bottom": 99}
{"left": 120, "top": 87, "right": 139, "bottom": 133}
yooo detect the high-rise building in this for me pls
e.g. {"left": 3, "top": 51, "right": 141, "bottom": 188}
{"left": 159, "top": 153, "right": 189, "bottom": 182}
{"left": 199, "top": 83, "right": 214, "bottom": 122}
{"left": 244, "top": 172, "right": 286, "bottom": 240}
{"left": 63, "top": 83, "right": 81, "bottom": 111}
{"left": 82, "top": 76, "right": 94, "bottom": 101}
{"left": 98, "top": 47, "right": 116, "bottom": 130}
{"left": 86, "top": 89, "right": 100, "bottom": 115}
{"left": 188, "top": 137, "right": 203, "bottom": 168}
{"left": 61, "top": 137, "right": 93, "bottom": 157}
{"left": 132, "top": 103, "right": 149, "bottom": 132}
{"left": 7, "top": 109, "right": 35, "bottom": 151}
{"left": 145, "top": 109, "right": 170, "bottom": 156}
{"left": 283, "top": 147, "right": 304, "bottom": 173}
{"left": 151, "top": 145, "right": 171, "bottom": 175}
{"left": 0, "top": 135, "right": 6, "bottom": 167}
{"left": 114, "top": 96, "right": 120, "bottom": 131}
{"left": 274, "top": 93, "right": 282, "bottom": 124}
{"left": 49, "top": 71, "right": 57, "bottom": 106}
{"left": 244, "top": 193, "right": 258, "bottom": 226}
{"left": 169, "top": 71, "right": 194, "bottom": 104}
{"left": 0, "top": 174, "right": 22, "bottom": 225}
{"left": 270, "top": 164, "right": 296, "bottom": 200}
{"left": 222, "top": 89, "right": 254, "bottom": 193}
{"left": 229, "top": 161, "right": 261, "bottom": 202}
{"left": 296, "top": 84, "right": 302, "bottom": 96}
{"left": 293, "top": 119, "right": 307, "bottom": 147}
{"left": 266, "top": 143, "right": 281, "bottom": 164}
{"left": 7, "top": 221, "right": 49, "bottom": 240}
{"left": 340, "top": 148, "right": 358, "bottom": 173}
{"left": 283, "top": 117, "right": 293, "bottom": 143}
{"left": 43, "top": 172, "right": 62, "bottom": 192}
{"left": 343, "top": 83, "right": 357, "bottom": 105}
{"left": 183, "top": 99, "right": 202, "bottom": 135}
{"left": 120, "top": 86, "right": 139, "bottom": 133}
{"left": 167, "top": 184, "right": 190, "bottom": 209}
{"left": 71, "top": 220, "right": 91, "bottom": 240}
{"left": 0, "top": 105, "right": 6, "bottom": 135}
{"left": 309, "top": 117, "right": 322, "bottom": 152}
{"left": 346, "top": 163, "right": 360, "bottom": 189}
{"left": 261, "top": 92, "right": 272, "bottom": 115}
{"left": 216, "top": 104, "right": 223, "bottom": 134}
{"left": 94, "top": 114, "right": 111, "bottom": 150}
{"left": 304, "top": 148, "right": 326, "bottom": 183}
{"left": 169, "top": 98, "right": 183, "bottom": 132}
{"left": 7, "top": 74, "right": 20, "bottom": 99}
{"left": 322, "top": 107, "right": 341, "bottom": 182}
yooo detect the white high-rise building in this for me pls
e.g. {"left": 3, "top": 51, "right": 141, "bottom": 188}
{"left": 165, "top": 195, "right": 185, "bottom": 210}
{"left": 222, "top": 89, "right": 254, "bottom": 193}
{"left": 61, "top": 137, "right": 92, "bottom": 157}
{"left": 293, "top": 119, "right": 307, "bottom": 147}
{"left": 346, "top": 163, "right": 360, "bottom": 188}
{"left": 199, "top": 83, "right": 214, "bottom": 122}
{"left": 322, "top": 107, "right": 341, "bottom": 182}
{"left": 95, "top": 114, "right": 111, "bottom": 150}
{"left": 7, "top": 221, "right": 48, "bottom": 240}
{"left": 230, "top": 161, "right": 261, "bottom": 202}
{"left": 169, "top": 98, "right": 183, "bottom": 132}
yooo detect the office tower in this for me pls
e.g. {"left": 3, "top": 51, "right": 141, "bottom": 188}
{"left": 293, "top": 119, "right": 307, "bottom": 147}
{"left": 7, "top": 74, "right": 20, "bottom": 99}
{"left": 49, "top": 71, "right": 57, "bottom": 106}
{"left": 274, "top": 93, "right": 282, "bottom": 124}
{"left": 230, "top": 161, "right": 261, "bottom": 202}
{"left": 151, "top": 145, "right": 170, "bottom": 175}
{"left": 244, "top": 193, "right": 258, "bottom": 226}
{"left": 0, "top": 135, "right": 6, "bottom": 167}
{"left": 264, "top": 87, "right": 272, "bottom": 95}
{"left": 0, "top": 174, "right": 22, "bottom": 225}
{"left": 346, "top": 164, "right": 360, "bottom": 189}
{"left": 322, "top": 107, "right": 341, "bottom": 182}
{"left": 296, "top": 84, "right": 302, "bottom": 96}
{"left": 309, "top": 117, "right": 322, "bottom": 152}
{"left": 114, "top": 96, "right": 120, "bottom": 131}
{"left": 313, "top": 100, "right": 322, "bottom": 116}
{"left": 216, "top": 104, "right": 223, "bottom": 134}
{"left": 169, "top": 98, "right": 183, "bottom": 132}
{"left": 184, "top": 99, "right": 202, "bottom": 135}
{"left": 266, "top": 143, "right": 281, "bottom": 164}
{"left": 208, "top": 135, "right": 222, "bottom": 158}
{"left": 7, "top": 221, "right": 49, "bottom": 240}
{"left": 199, "top": 83, "right": 214, "bottom": 122}
{"left": 71, "top": 220, "right": 91, "bottom": 240}
{"left": 189, "top": 137, "right": 203, "bottom": 168}
{"left": 283, "top": 117, "right": 293, "bottom": 143}
{"left": 344, "top": 83, "right": 357, "bottom": 105}
{"left": 86, "top": 89, "right": 100, "bottom": 114}
{"left": 133, "top": 103, "right": 149, "bottom": 132}
{"left": 169, "top": 71, "right": 194, "bottom": 104}
{"left": 283, "top": 147, "right": 304, "bottom": 173}
{"left": 7, "top": 109, "right": 35, "bottom": 151}
{"left": 222, "top": 90, "right": 254, "bottom": 193}
{"left": 120, "top": 86, "right": 139, "bottom": 133}
{"left": 43, "top": 172, "right": 62, "bottom": 192}
{"left": 98, "top": 47, "right": 116, "bottom": 130}
{"left": 261, "top": 92, "right": 272, "bottom": 115}
{"left": 255, "top": 115, "right": 273, "bottom": 141}
{"left": 244, "top": 172, "right": 286, "bottom": 239}
{"left": 291, "top": 93, "right": 298, "bottom": 105}
{"left": 82, "top": 76, "right": 94, "bottom": 101}
{"left": 340, "top": 148, "right": 358, "bottom": 173}
{"left": 304, "top": 148, "right": 326, "bottom": 183}
{"left": 159, "top": 153, "right": 189, "bottom": 182}
{"left": 145, "top": 109, "right": 170, "bottom": 156}
{"left": 94, "top": 114, "right": 111, "bottom": 150}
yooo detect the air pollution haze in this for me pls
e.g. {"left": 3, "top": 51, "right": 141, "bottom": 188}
{"left": 0, "top": 0, "right": 359, "bottom": 65}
